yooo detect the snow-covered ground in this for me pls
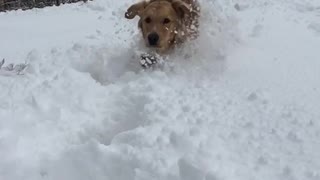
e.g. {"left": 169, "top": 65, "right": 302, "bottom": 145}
{"left": 1, "top": 0, "right": 320, "bottom": 179}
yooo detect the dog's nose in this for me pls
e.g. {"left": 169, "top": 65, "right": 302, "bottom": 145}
{"left": 148, "top": 33, "right": 159, "bottom": 46}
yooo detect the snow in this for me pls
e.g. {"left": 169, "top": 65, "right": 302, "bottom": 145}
{"left": 0, "top": 0, "right": 320, "bottom": 180}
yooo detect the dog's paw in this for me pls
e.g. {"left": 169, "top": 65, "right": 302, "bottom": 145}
{"left": 140, "top": 53, "right": 158, "bottom": 68}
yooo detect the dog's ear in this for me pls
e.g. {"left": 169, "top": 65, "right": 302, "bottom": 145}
{"left": 172, "top": 0, "right": 192, "bottom": 18}
{"left": 125, "top": 1, "right": 148, "bottom": 19}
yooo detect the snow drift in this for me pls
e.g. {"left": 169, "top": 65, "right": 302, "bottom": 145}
{"left": 0, "top": 0, "right": 320, "bottom": 180}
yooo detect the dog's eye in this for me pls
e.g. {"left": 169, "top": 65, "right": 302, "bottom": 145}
{"left": 163, "top": 18, "right": 171, "bottom": 24}
{"left": 145, "top": 17, "right": 151, "bottom": 23}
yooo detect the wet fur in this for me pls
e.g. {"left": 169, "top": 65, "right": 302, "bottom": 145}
{"left": 125, "top": 0, "right": 200, "bottom": 54}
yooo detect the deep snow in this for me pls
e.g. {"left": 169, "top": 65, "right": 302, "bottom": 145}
{"left": 0, "top": 0, "right": 320, "bottom": 180}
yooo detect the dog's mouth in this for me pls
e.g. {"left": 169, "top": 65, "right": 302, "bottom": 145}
{"left": 148, "top": 44, "right": 160, "bottom": 48}
{"left": 147, "top": 45, "right": 169, "bottom": 54}
{"left": 147, "top": 43, "right": 162, "bottom": 49}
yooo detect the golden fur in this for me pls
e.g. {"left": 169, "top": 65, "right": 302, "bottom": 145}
{"left": 125, "top": 0, "right": 200, "bottom": 54}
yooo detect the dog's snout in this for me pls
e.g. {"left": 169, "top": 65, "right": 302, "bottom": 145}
{"left": 148, "top": 33, "right": 159, "bottom": 46}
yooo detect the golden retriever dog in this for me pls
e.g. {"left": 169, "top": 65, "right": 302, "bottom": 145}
{"left": 125, "top": 0, "right": 200, "bottom": 54}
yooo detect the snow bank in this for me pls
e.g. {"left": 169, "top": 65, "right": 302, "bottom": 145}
{"left": 1, "top": 0, "right": 320, "bottom": 180}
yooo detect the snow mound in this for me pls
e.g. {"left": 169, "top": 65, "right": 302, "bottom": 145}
{"left": 1, "top": 0, "right": 320, "bottom": 180}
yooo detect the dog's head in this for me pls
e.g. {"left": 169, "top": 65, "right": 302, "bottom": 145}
{"left": 125, "top": 0, "right": 193, "bottom": 53}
